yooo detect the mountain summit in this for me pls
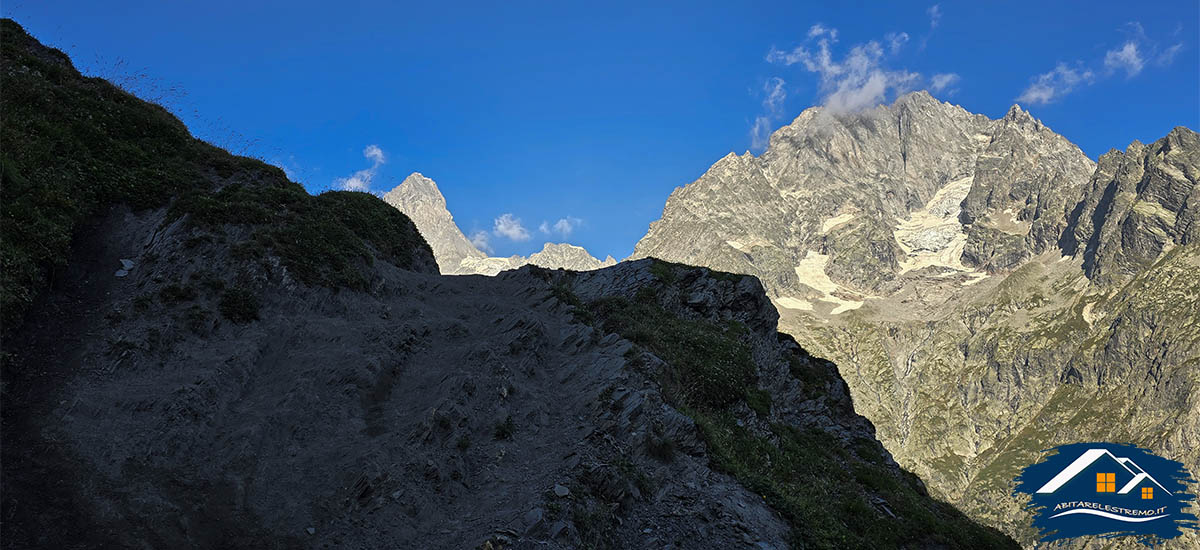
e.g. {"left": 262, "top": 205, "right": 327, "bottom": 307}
{"left": 632, "top": 90, "right": 1200, "bottom": 546}
{"left": 381, "top": 172, "right": 486, "bottom": 271}
{"left": 381, "top": 173, "right": 614, "bottom": 274}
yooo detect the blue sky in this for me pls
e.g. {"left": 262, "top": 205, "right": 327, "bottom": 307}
{"left": 6, "top": 1, "right": 1198, "bottom": 259}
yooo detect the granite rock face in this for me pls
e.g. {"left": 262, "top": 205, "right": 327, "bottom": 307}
{"left": 381, "top": 173, "right": 486, "bottom": 272}
{"left": 382, "top": 174, "right": 614, "bottom": 275}
{"left": 633, "top": 91, "right": 1199, "bottom": 548}
{"left": 1066, "top": 127, "right": 1200, "bottom": 284}
{"left": 633, "top": 93, "right": 1096, "bottom": 294}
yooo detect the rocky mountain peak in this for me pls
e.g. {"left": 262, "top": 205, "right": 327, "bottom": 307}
{"left": 383, "top": 172, "right": 451, "bottom": 211}
{"left": 527, "top": 242, "right": 618, "bottom": 270}
{"left": 381, "top": 173, "right": 615, "bottom": 275}
{"left": 632, "top": 74, "right": 1199, "bottom": 546}
{"left": 381, "top": 173, "right": 485, "bottom": 272}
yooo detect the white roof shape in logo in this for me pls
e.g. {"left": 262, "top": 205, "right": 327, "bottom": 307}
{"left": 1035, "top": 448, "right": 1172, "bottom": 495}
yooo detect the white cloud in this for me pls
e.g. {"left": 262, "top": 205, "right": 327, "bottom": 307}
{"left": 1017, "top": 22, "right": 1181, "bottom": 104}
{"left": 768, "top": 32, "right": 919, "bottom": 114}
{"left": 469, "top": 230, "right": 493, "bottom": 254}
{"left": 750, "top": 77, "right": 788, "bottom": 150}
{"left": 363, "top": 144, "right": 385, "bottom": 164}
{"left": 929, "top": 73, "right": 960, "bottom": 93}
{"left": 492, "top": 213, "right": 531, "bottom": 241}
{"left": 335, "top": 144, "right": 386, "bottom": 191}
{"left": 1017, "top": 63, "right": 1095, "bottom": 105}
{"left": 539, "top": 216, "right": 582, "bottom": 238}
{"left": 1157, "top": 42, "right": 1182, "bottom": 66}
{"left": 807, "top": 24, "right": 836, "bottom": 40}
{"left": 886, "top": 32, "right": 909, "bottom": 54}
{"left": 927, "top": 4, "right": 942, "bottom": 29}
{"left": 1104, "top": 41, "right": 1144, "bottom": 77}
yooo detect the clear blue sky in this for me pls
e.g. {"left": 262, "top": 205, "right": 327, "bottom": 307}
{"left": 6, "top": 1, "right": 1198, "bottom": 259}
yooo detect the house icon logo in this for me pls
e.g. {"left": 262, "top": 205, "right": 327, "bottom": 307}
{"left": 1014, "top": 442, "right": 1198, "bottom": 543}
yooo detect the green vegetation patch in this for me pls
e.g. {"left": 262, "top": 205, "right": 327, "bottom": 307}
{"left": 584, "top": 288, "right": 1016, "bottom": 549}
{"left": 699, "top": 413, "right": 1016, "bottom": 549}
{"left": 171, "top": 184, "right": 431, "bottom": 289}
{"left": 0, "top": 19, "right": 432, "bottom": 337}
{"left": 590, "top": 296, "right": 757, "bottom": 411}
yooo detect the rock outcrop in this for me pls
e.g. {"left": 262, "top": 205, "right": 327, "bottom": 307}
{"left": 381, "top": 174, "right": 614, "bottom": 275}
{"left": 632, "top": 91, "right": 1199, "bottom": 547}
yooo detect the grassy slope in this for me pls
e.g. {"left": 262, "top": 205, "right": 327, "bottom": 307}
{"left": 0, "top": 18, "right": 432, "bottom": 337}
{"left": 563, "top": 260, "right": 1018, "bottom": 549}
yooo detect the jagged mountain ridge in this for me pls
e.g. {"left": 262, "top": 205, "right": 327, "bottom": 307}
{"left": 632, "top": 92, "right": 1199, "bottom": 548}
{"left": 633, "top": 92, "right": 1096, "bottom": 297}
{"left": 1, "top": 20, "right": 1016, "bottom": 549}
{"left": 382, "top": 173, "right": 615, "bottom": 275}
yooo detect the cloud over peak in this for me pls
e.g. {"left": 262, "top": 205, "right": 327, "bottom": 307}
{"left": 751, "top": 76, "right": 788, "bottom": 149}
{"left": 492, "top": 213, "right": 531, "bottom": 242}
{"left": 335, "top": 144, "right": 386, "bottom": 192}
{"left": 539, "top": 216, "right": 582, "bottom": 238}
{"left": 929, "top": 73, "right": 960, "bottom": 93}
{"left": 1017, "top": 63, "right": 1095, "bottom": 105}
{"left": 766, "top": 27, "right": 920, "bottom": 115}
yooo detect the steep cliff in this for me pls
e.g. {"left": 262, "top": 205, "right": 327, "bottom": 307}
{"left": 633, "top": 91, "right": 1198, "bottom": 547}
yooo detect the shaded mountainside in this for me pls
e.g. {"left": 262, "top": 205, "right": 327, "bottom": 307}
{"left": 382, "top": 173, "right": 615, "bottom": 275}
{"left": 0, "top": 20, "right": 1014, "bottom": 549}
{"left": 633, "top": 91, "right": 1200, "bottom": 547}
{"left": 0, "top": 18, "right": 436, "bottom": 340}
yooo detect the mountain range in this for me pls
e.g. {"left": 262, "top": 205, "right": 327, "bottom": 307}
{"left": 375, "top": 89, "right": 1199, "bottom": 547}
{"left": 319, "top": 68, "right": 1198, "bottom": 550}
{"left": 2, "top": 16, "right": 1196, "bottom": 549}
{"left": 630, "top": 92, "right": 1200, "bottom": 547}
{"left": 0, "top": 19, "right": 1018, "bottom": 549}
{"left": 381, "top": 172, "right": 615, "bottom": 275}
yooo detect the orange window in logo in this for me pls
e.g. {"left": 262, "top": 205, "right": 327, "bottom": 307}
{"left": 1096, "top": 473, "right": 1116, "bottom": 492}
{"left": 1142, "top": 487, "right": 1153, "bottom": 499}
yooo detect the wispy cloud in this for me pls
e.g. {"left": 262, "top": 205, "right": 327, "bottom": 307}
{"left": 751, "top": 76, "right": 787, "bottom": 149}
{"left": 929, "top": 73, "right": 960, "bottom": 94}
{"left": 1103, "top": 41, "right": 1144, "bottom": 77}
{"left": 886, "top": 32, "right": 909, "bottom": 54}
{"left": 808, "top": 24, "right": 837, "bottom": 40}
{"left": 927, "top": 4, "right": 942, "bottom": 29}
{"left": 469, "top": 230, "right": 493, "bottom": 254}
{"left": 539, "top": 216, "right": 582, "bottom": 238}
{"left": 1157, "top": 43, "right": 1182, "bottom": 66}
{"left": 492, "top": 213, "right": 531, "bottom": 241}
{"left": 767, "top": 25, "right": 919, "bottom": 114}
{"left": 1017, "top": 63, "right": 1095, "bottom": 105}
{"left": 335, "top": 144, "right": 386, "bottom": 191}
{"left": 1018, "top": 21, "right": 1181, "bottom": 105}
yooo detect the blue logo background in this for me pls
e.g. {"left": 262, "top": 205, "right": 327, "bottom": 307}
{"left": 1014, "top": 442, "right": 1197, "bottom": 543}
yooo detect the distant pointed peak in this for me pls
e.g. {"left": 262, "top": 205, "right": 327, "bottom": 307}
{"left": 1164, "top": 126, "right": 1199, "bottom": 148}
{"left": 401, "top": 171, "right": 439, "bottom": 190}
{"left": 895, "top": 90, "right": 936, "bottom": 105}
{"left": 382, "top": 172, "right": 445, "bottom": 204}
{"left": 1004, "top": 104, "right": 1033, "bottom": 121}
